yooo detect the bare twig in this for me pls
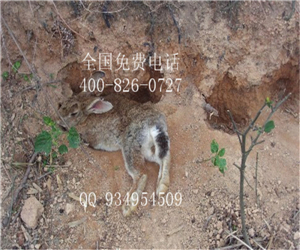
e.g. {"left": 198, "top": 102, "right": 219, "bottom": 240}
{"left": 203, "top": 214, "right": 214, "bottom": 230}
{"left": 167, "top": 4, "right": 181, "bottom": 44}
{"left": 143, "top": 2, "right": 165, "bottom": 13}
{"left": 28, "top": 0, "right": 34, "bottom": 15}
{"left": 227, "top": 110, "right": 242, "bottom": 146}
{"left": 2, "top": 176, "right": 17, "bottom": 202}
{"left": 35, "top": 171, "right": 53, "bottom": 180}
{"left": 82, "top": 1, "right": 129, "bottom": 14}
{"left": 283, "top": 0, "right": 296, "bottom": 21}
{"left": 244, "top": 175, "right": 254, "bottom": 190}
{"left": 233, "top": 163, "right": 241, "bottom": 170}
{"left": 252, "top": 238, "right": 266, "bottom": 250}
{"left": 1, "top": 31, "right": 13, "bottom": 68}
{"left": 12, "top": 152, "right": 37, "bottom": 205}
{"left": 225, "top": 230, "right": 253, "bottom": 250}
{"left": 2, "top": 163, "right": 13, "bottom": 182}
{"left": 266, "top": 234, "right": 274, "bottom": 250}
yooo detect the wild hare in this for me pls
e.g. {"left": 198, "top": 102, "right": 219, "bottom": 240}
{"left": 58, "top": 74, "right": 170, "bottom": 217}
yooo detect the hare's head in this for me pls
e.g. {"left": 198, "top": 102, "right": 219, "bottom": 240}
{"left": 58, "top": 94, "right": 113, "bottom": 129}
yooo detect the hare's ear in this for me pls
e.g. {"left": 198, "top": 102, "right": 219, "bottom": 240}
{"left": 86, "top": 98, "right": 113, "bottom": 114}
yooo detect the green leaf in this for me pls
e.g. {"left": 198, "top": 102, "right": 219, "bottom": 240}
{"left": 12, "top": 61, "right": 21, "bottom": 73}
{"left": 34, "top": 131, "right": 52, "bottom": 155}
{"left": 219, "top": 158, "right": 227, "bottom": 168}
{"left": 52, "top": 151, "right": 58, "bottom": 159}
{"left": 218, "top": 158, "right": 227, "bottom": 174}
{"left": 218, "top": 148, "right": 225, "bottom": 157}
{"left": 48, "top": 84, "right": 57, "bottom": 88}
{"left": 211, "top": 139, "right": 219, "bottom": 153}
{"left": 43, "top": 116, "right": 55, "bottom": 126}
{"left": 51, "top": 126, "right": 62, "bottom": 140}
{"left": 67, "top": 127, "right": 80, "bottom": 148}
{"left": 264, "top": 120, "right": 275, "bottom": 133}
{"left": 265, "top": 97, "right": 273, "bottom": 108}
{"left": 2, "top": 71, "right": 9, "bottom": 80}
{"left": 213, "top": 155, "right": 220, "bottom": 167}
{"left": 23, "top": 74, "right": 30, "bottom": 82}
{"left": 58, "top": 144, "right": 68, "bottom": 154}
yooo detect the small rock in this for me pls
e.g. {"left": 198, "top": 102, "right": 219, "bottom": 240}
{"left": 216, "top": 221, "right": 222, "bottom": 230}
{"left": 208, "top": 207, "right": 214, "bottom": 215}
{"left": 192, "top": 189, "right": 199, "bottom": 194}
{"left": 66, "top": 203, "right": 75, "bottom": 215}
{"left": 294, "top": 232, "right": 300, "bottom": 240}
{"left": 217, "top": 239, "right": 225, "bottom": 248}
{"left": 248, "top": 228, "right": 255, "bottom": 238}
{"left": 65, "top": 161, "right": 72, "bottom": 166}
{"left": 21, "top": 196, "right": 44, "bottom": 229}
{"left": 185, "top": 170, "right": 188, "bottom": 178}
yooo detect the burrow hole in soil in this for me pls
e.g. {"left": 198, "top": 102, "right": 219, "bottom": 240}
{"left": 206, "top": 62, "right": 299, "bottom": 133}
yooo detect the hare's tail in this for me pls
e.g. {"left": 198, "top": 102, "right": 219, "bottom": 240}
{"left": 150, "top": 125, "right": 170, "bottom": 195}
{"left": 150, "top": 125, "right": 170, "bottom": 159}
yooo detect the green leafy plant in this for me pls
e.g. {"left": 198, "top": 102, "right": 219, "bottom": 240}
{"left": 34, "top": 116, "right": 80, "bottom": 156}
{"left": 2, "top": 71, "right": 9, "bottom": 80}
{"left": 210, "top": 140, "right": 227, "bottom": 174}
{"left": 12, "top": 61, "right": 21, "bottom": 73}
{"left": 202, "top": 140, "right": 227, "bottom": 174}
{"left": 1, "top": 61, "right": 32, "bottom": 82}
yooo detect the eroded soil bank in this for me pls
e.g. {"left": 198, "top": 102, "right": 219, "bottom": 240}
{"left": 1, "top": 1, "right": 299, "bottom": 249}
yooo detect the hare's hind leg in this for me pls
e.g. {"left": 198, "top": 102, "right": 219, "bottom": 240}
{"left": 121, "top": 148, "right": 147, "bottom": 217}
{"left": 149, "top": 125, "right": 170, "bottom": 197}
{"left": 156, "top": 152, "right": 170, "bottom": 196}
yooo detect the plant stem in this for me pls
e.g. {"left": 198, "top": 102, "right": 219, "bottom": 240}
{"left": 240, "top": 134, "right": 251, "bottom": 246}
{"left": 255, "top": 152, "right": 259, "bottom": 206}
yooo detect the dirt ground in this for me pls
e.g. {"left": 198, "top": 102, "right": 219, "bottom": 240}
{"left": 1, "top": 1, "right": 299, "bottom": 249}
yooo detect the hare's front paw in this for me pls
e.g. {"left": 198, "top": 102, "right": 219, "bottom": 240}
{"left": 122, "top": 198, "right": 138, "bottom": 217}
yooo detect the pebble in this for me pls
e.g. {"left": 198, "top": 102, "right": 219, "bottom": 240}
{"left": 208, "top": 207, "right": 214, "bottom": 215}
{"left": 294, "top": 232, "right": 300, "bottom": 240}
{"left": 185, "top": 171, "right": 188, "bottom": 178}
{"left": 192, "top": 189, "right": 199, "bottom": 194}
{"left": 248, "top": 228, "right": 255, "bottom": 238}
{"left": 216, "top": 221, "right": 222, "bottom": 230}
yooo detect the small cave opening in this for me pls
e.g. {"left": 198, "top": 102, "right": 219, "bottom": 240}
{"left": 206, "top": 62, "right": 299, "bottom": 133}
